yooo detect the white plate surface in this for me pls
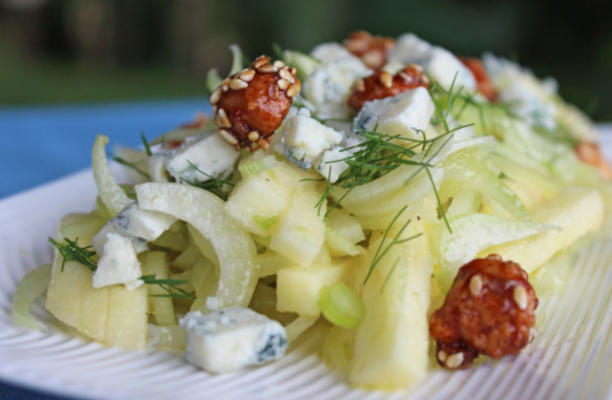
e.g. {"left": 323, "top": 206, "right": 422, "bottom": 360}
{"left": 1, "top": 127, "right": 612, "bottom": 400}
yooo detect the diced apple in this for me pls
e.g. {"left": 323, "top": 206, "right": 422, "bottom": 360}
{"left": 482, "top": 186, "right": 604, "bottom": 272}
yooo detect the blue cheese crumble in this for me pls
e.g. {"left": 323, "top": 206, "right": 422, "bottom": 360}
{"left": 389, "top": 33, "right": 476, "bottom": 92}
{"left": 354, "top": 87, "right": 435, "bottom": 140}
{"left": 166, "top": 132, "right": 239, "bottom": 183}
{"left": 180, "top": 308, "right": 288, "bottom": 374}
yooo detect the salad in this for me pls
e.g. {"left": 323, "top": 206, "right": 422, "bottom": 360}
{"left": 11, "top": 30, "right": 612, "bottom": 391}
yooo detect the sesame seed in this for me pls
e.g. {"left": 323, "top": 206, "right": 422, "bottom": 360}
{"left": 222, "top": 83, "right": 229, "bottom": 92}
{"left": 216, "top": 108, "right": 231, "bottom": 128}
{"left": 209, "top": 87, "right": 221, "bottom": 105}
{"left": 513, "top": 285, "right": 528, "bottom": 310}
{"left": 239, "top": 69, "right": 255, "bottom": 82}
{"left": 422, "top": 75, "right": 430, "bottom": 84}
{"left": 290, "top": 67, "right": 297, "bottom": 75}
{"left": 273, "top": 60, "right": 285, "bottom": 69}
{"left": 438, "top": 350, "right": 448, "bottom": 362}
{"left": 410, "top": 64, "right": 423, "bottom": 72}
{"left": 286, "top": 83, "right": 300, "bottom": 98}
{"left": 469, "top": 274, "right": 482, "bottom": 296}
{"left": 279, "top": 68, "right": 296, "bottom": 83}
{"left": 399, "top": 72, "right": 413, "bottom": 84}
{"left": 252, "top": 56, "right": 269, "bottom": 69}
{"left": 445, "top": 352, "right": 464, "bottom": 369}
{"left": 248, "top": 130, "right": 259, "bottom": 142}
{"left": 218, "top": 129, "right": 238, "bottom": 145}
{"left": 354, "top": 78, "right": 365, "bottom": 92}
{"left": 229, "top": 78, "right": 248, "bottom": 90}
{"left": 258, "top": 64, "right": 279, "bottom": 73}
{"left": 277, "top": 78, "right": 290, "bottom": 90}
{"left": 380, "top": 71, "right": 392, "bottom": 88}
{"left": 257, "top": 138, "right": 270, "bottom": 150}
{"left": 250, "top": 141, "right": 259, "bottom": 151}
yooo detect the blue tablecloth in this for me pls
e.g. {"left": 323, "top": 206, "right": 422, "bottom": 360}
{"left": 0, "top": 98, "right": 209, "bottom": 199}
{"left": 0, "top": 99, "right": 208, "bottom": 399}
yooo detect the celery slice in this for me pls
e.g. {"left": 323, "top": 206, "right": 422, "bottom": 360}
{"left": 12, "top": 264, "right": 52, "bottom": 332}
{"left": 136, "top": 183, "right": 258, "bottom": 309}
{"left": 92, "top": 135, "right": 130, "bottom": 216}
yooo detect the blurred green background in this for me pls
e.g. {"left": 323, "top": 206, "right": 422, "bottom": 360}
{"left": 1, "top": 0, "right": 611, "bottom": 120}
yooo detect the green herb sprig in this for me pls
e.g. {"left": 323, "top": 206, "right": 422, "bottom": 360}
{"left": 181, "top": 160, "right": 235, "bottom": 201}
{"left": 362, "top": 205, "right": 423, "bottom": 285}
{"left": 49, "top": 237, "right": 195, "bottom": 300}
{"left": 112, "top": 156, "right": 151, "bottom": 179}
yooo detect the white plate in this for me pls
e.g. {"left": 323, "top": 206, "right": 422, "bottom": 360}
{"left": 1, "top": 131, "right": 612, "bottom": 400}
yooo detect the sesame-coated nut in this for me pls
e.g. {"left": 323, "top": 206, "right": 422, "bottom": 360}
{"left": 212, "top": 55, "right": 300, "bottom": 150}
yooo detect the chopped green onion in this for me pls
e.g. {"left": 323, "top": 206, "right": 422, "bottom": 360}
{"left": 238, "top": 156, "right": 277, "bottom": 178}
{"left": 206, "top": 68, "right": 223, "bottom": 94}
{"left": 319, "top": 282, "right": 364, "bottom": 329}
{"left": 253, "top": 215, "right": 279, "bottom": 232}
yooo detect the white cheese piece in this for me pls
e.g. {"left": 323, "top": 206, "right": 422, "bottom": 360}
{"left": 92, "top": 232, "right": 143, "bottom": 290}
{"left": 91, "top": 201, "right": 175, "bottom": 255}
{"left": 426, "top": 47, "right": 476, "bottom": 92}
{"left": 180, "top": 308, "right": 288, "bottom": 374}
{"left": 316, "top": 146, "right": 349, "bottom": 183}
{"left": 310, "top": 42, "right": 357, "bottom": 63}
{"left": 388, "top": 33, "right": 433, "bottom": 66}
{"left": 282, "top": 114, "right": 344, "bottom": 168}
{"left": 388, "top": 33, "right": 476, "bottom": 92}
{"left": 302, "top": 58, "right": 371, "bottom": 119}
{"left": 91, "top": 221, "right": 148, "bottom": 256}
{"left": 148, "top": 153, "right": 170, "bottom": 182}
{"left": 166, "top": 132, "right": 238, "bottom": 183}
{"left": 483, "top": 53, "right": 557, "bottom": 131}
{"left": 354, "top": 87, "right": 435, "bottom": 140}
{"left": 114, "top": 201, "right": 176, "bottom": 241}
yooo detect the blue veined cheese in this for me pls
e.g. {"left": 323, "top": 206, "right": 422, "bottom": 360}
{"left": 281, "top": 114, "right": 344, "bottom": 169}
{"left": 389, "top": 33, "right": 476, "bottom": 92}
{"left": 148, "top": 153, "right": 171, "bottom": 182}
{"left": 388, "top": 33, "right": 432, "bottom": 66}
{"left": 92, "top": 232, "right": 143, "bottom": 290}
{"left": 483, "top": 53, "right": 557, "bottom": 131}
{"left": 310, "top": 42, "right": 358, "bottom": 63}
{"left": 302, "top": 57, "right": 371, "bottom": 119}
{"left": 180, "top": 308, "right": 288, "bottom": 374}
{"left": 315, "top": 146, "right": 349, "bottom": 183}
{"left": 166, "top": 132, "right": 238, "bottom": 184}
{"left": 91, "top": 200, "right": 176, "bottom": 255}
{"left": 354, "top": 87, "right": 435, "bottom": 140}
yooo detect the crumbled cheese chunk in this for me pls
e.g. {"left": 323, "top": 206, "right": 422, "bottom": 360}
{"left": 91, "top": 200, "right": 175, "bottom": 255}
{"left": 166, "top": 132, "right": 238, "bottom": 183}
{"left": 389, "top": 33, "right": 476, "bottom": 92}
{"left": 302, "top": 58, "right": 371, "bottom": 119}
{"left": 483, "top": 53, "right": 557, "bottom": 131}
{"left": 92, "top": 232, "right": 143, "bottom": 290}
{"left": 148, "top": 153, "right": 170, "bottom": 182}
{"left": 282, "top": 114, "right": 344, "bottom": 168}
{"left": 316, "top": 146, "right": 349, "bottom": 183}
{"left": 354, "top": 87, "right": 435, "bottom": 140}
{"left": 180, "top": 308, "right": 288, "bottom": 374}
{"left": 310, "top": 42, "right": 358, "bottom": 63}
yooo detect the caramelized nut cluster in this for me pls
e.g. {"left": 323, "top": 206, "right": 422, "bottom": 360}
{"left": 459, "top": 57, "right": 498, "bottom": 102}
{"left": 347, "top": 64, "right": 429, "bottom": 111}
{"left": 210, "top": 56, "right": 300, "bottom": 150}
{"left": 344, "top": 30, "right": 394, "bottom": 70}
{"left": 575, "top": 142, "right": 612, "bottom": 180}
{"left": 429, "top": 254, "right": 538, "bottom": 370}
